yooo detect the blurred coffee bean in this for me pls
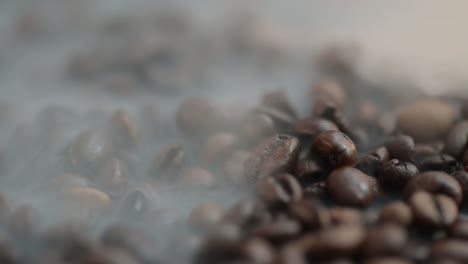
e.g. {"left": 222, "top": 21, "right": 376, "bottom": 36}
{"left": 223, "top": 150, "right": 250, "bottom": 185}
{"left": 200, "top": 132, "right": 239, "bottom": 167}
{"left": 311, "top": 79, "right": 347, "bottom": 112}
{"left": 409, "top": 191, "right": 458, "bottom": 229}
{"left": 328, "top": 207, "right": 363, "bottom": 226}
{"left": 355, "top": 147, "right": 389, "bottom": 177}
{"left": 252, "top": 217, "right": 300, "bottom": 243}
{"left": 379, "top": 159, "right": 418, "bottom": 190}
{"left": 361, "top": 224, "right": 407, "bottom": 257}
{"left": 68, "top": 128, "right": 113, "bottom": 173}
{"left": 354, "top": 100, "right": 378, "bottom": 126}
{"left": 294, "top": 159, "right": 325, "bottom": 185}
{"left": 431, "top": 240, "right": 468, "bottom": 263}
{"left": 289, "top": 199, "right": 330, "bottom": 229}
{"left": 148, "top": 144, "right": 184, "bottom": 180}
{"left": 179, "top": 167, "right": 216, "bottom": 188}
{"left": 404, "top": 171, "right": 462, "bottom": 204}
{"left": 242, "top": 238, "right": 274, "bottom": 264}
{"left": 110, "top": 110, "right": 140, "bottom": 150}
{"left": 413, "top": 144, "right": 438, "bottom": 166}
{"left": 261, "top": 90, "right": 297, "bottom": 118}
{"left": 464, "top": 151, "right": 468, "bottom": 170}
{"left": 277, "top": 244, "right": 307, "bottom": 264}
{"left": 303, "top": 181, "right": 328, "bottom": 199}
{"left": 240, "top": 113, "right": 276, "bottom": 145}
{"left": 96, "top": 158, "right": 129, "bottom": 198}
{"left": 61, "top": 186, "right": 112, "bottom": 220}
{"left": 452, "top": 171, "right": 468, "bottom": 204}
{"left": 328, "top": 167, "right": 376, "bottom": 207}
{"left": 312, "top": 131, "right": 357, "bottom": 169}
{"left": 119, "top": 185, "right": 158, "bottom": 218}
{"left": 319, "top": 107, "right": 361, "bottom": 145}
{"left": 378, "top": 201, "right": 412, "bottom": 226}
{"left": 189, "top": 203, "right": 224, "bottom": 231}
{"left": 449, "top": 220, "right": 468, "bottom": 240}
{"left": 254, "top": 106, "right": 296, "bottom": 132}
{"left": 364, "top": 257, "right": 413, "bottom": 264}
{"left": 397, "top": 99, "right": 455, "bottom": 142}
{"left": 384, "top": 135, "right": 415, "bottom": 162}
{"left": 222, "top": 199, "right": 269, "bottom": 228}
{"left": 256, "top": 174, "right": 302, "bottom": 205}
{"left": 293, "top": 118, "right": 338, "bottom": 139}
{"left": 443, "top": 121, "right": 468, "bottom": 159}
{"left": 420, "top": 154, "right": 459, "bottom": 174}
{"left": 401, "top": 240, "right": 430, "bottom": 262}
{"left": 244, "top": 134, "right": 299, "bottom": 181}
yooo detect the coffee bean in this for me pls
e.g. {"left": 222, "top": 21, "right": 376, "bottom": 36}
{"left": 240, "top": 113, "right": 276, "bottom": 145}
{"left": 379, "top": 159, "right": 418, "bottom": 190}
{"left": 328, "top": 207, "right": 363, "bottom": 226}
{"left": 401, "top": 240, "right": 430, "bottom": 262}
{"left": 413, "top": 144, "right": 438, "bottom": 165}
{"left": 189, "top": 203, "right": 224, "bottom": 231}
{"left": 223, "top": 150, "right": 250, "bottom": 185}
{"left": 364, "top": 257, "right": 413, "bottom": 264}
{"left": 252, "top": 217, "right": 301, "bottom": 243}
{"left": 254, "top": 106, "right": 296, "bottom": 132}
{"left": 200, "top": 132, "right": 239, "bottom": 167}
{"left": 61, "top": 186, "right": 112, "bottom": 220}
{"left": 294, "top": 159, "right": 325, "bottom": 185}
{"left": 319, "top": 107, "right": 361, "bottom": 145}
{"left": 312, "top": 131, "right": 357, "bottom": 169}
{"left": 176, "top": 97, "right": 225, "bottom": 138}
{"left": 361, "top": 224, "right": 407, "bottom": 257}
{"left": 384, "top": 135, "right": 415, "bottom": 162}
{"left": 420, "top": 154, "right": 459, "bottom": 174}
{"left": 303, "top": 181, "right": 328, "bottom": 199}
{"left": 261, "top": 90, "right": 297, "bottom": 118}
{"left": 110, "top": 109, "right": 140, "bottom": 150}
{"left": 289, "top": 199, "right": 330, "bottom": 229}
{"left": 409, "top": 191, "right": 458, "bottom": 229}
{"left": 397, "top": 99, "right": 455, "bottom": 142}
{"left": 311, "top": 79, "right": 347, "bottom": 112}
{"left": 293, "top": 118, "right": 338, "bottom": 139}
{"left": 355, "top": 147, "right": 389, "bottom": 177}
{"left": 431, "top": 240, "right": 468, "bottom": 263}
{"left": 244, "top": 134, "right": 299, "bottom": 181}
{"left": 404, "top": 171, "right": 463, "bottom": 204}
{"left": 119, "top": 185, "right": 157, "bottom": 218}
{"left": 242, "top": 238, "right": 274, "bottom": 264}
{"left": 256, "top": 174, "right": 302, "bottom": 205}
{"left": 378, "top": 201, "right": 412, "bottom": 226}
{"left": 328, "top": 167, "right": 376, "bottom": 207}
{"left": 222, "top": 200, "right": 269, "bottom": 228}
{"left": 449, "top": 220, "right": 468, "bottom": 240}
{"left": 443, "top": 121, "right": 468, "bottom": 159}
{"left": 96, "top": 158, "right": 129, "bottom": 198}
{"left": 148, "top": 144, "right": 185, "bottom": 180}
{"left": 179, "top": 167, "right": 216, "bottom": 188}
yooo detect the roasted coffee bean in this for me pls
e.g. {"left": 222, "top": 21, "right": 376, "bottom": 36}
{"left": 289, "top": 199, "right": 330, "bottom": 229}
{"left": 242, "top": 238, "right": 274, "bottom": 264}
{"left": 420, "top": 154, "right": 459, "bottom": 174}
{"left": 296, "top": 225, "right": 365, "bottom": 258}
{"left": 189, "top": 203, "right": 225, "bottom": 231}
{"left": 378, "top": 201, "right": 413, "bottom": 226}
{"left": 413, "top": 144, "right": 438, "bottom": 166}
{"left": 303, "top": 181, "right": 327, "bottom": 199}
{"left": 355, "top": 147, "right": 389, "bottom": 177}
{"left": 311, "top": 79, "right": 347, "bottom": 111}
{"left": 240, "top": 113, "right": 276, "bottom": 145}
{"left": 397, "top": 99, "right": 455, "bottom": 142}
{"left": 176, "top": 97, "right": 225, "bottom": 138}
{"left": 252, "top": 217, "right": 300, "bottom": 243}
{"left": 443, "top": 121, "right": 468, "bottom": 159}
{"left": 384, "top": 135, "right": 415, "bottom": 162}
{"left": 294, "top": 159, "right": 325, "bottom": 185}
{"left": 319, "top": 107, "right": 360, "bottom": 144}
{"left": 244, "top": 134, "right": 299, "bottom": 181}
{"left": 195, "top": 234, "right": 243, "bottom": 264}
{"left": 404, "top": 171, "right": 463, "bottom": 204}
{"left": 452, "top": 171, "right": 468, "bottom": 195}
{"left": 96, "top": 158, "right": 129, "bottom": 198}
{"left": 379, "top": 159, "right": 418, "bottom": 189}
{"left": 328, "top": 167, "right": 376, "bottom": 207}
{"left": 256, "top": 174, "right": 302, "bottom": 205}
{"left": 361, "top": 224, "right": 407, "bottom": 257}
{"left": 110, "top": 110, "right": 140, "bottom": 150}
{"left": 277, "top": 244, "right": 307, "bottom": 264}
{"left": 223, "top": 150, "right": 250, "bottom": 185}
{"left": 200, "top": 132, "right": 239, "bottom": 167}
{"left": 222, "top": 199, "right": 270, "bottom": 227}
{"left": 328, "top": 207, "right": 363, "bottom": 226}
{"left": 449, "top": 220, "right": 468, "bottom": 240}
{"left": 364, "top": 257, "right": 413, "bottom": 264}
{"left": 312, "top": 131, "right": 357, "bottom": 169}
{"left": 68, "top": 128, "right": 113, "bottom": 172}
{"left": 409, "top": 191, "right": 458, "bottom": 229}
{"left": 179, "top": 167, "right": 216, "bottom": 188}
{"left": 431, "top": 240, "right": 468, "bottom": 263}
{"left": 293, "top": 118, "right": 338, "bottom": 139}
{"left": 148, "top": 144, "right": 185, "bottom": 180}
{"left": 261, "top": 90, "right": 297, "bottom": 118}
{"left": 61, "top": 186, "right": 112, "bottom": 220}
{"left": 401, "top": 240, "right": 431, "bottom": 262}
{"left": 254, "top": 106, "right": 296, "bottom": 132}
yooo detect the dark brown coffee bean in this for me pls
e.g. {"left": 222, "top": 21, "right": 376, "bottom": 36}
{"left": 195, "top": 233, "right": 242, "bottom": 264}
{"left": 431, "top": 240, "right": 468, "bottom": 263}
{"left": 303, "top": 181, "right": 328, "bottom": 199}
{"left": 420, "top": 154, "right": 459, "bottom": 174}
{"left": 293, "top": 118, "right": 338, "bottom": 138}
{"left": 200, "top": 132, "right": 239, "bottom": 167}
{"left": 401, "top": 240, "right": 430, "bottom": 262}
{"left": 362, "top": 224, "right": 407, "bottom": 257}
{"left": 311, "top": 79, "right": 347, "bottom": 111}
{"left": 96, "top": 158, "right": 129, "bottom": 198}
{"left": 364, "top": 257, "right": 413, "bottom": 264}
{"left": 289, "top": 199, "right": 330, "bottom": 229}
{"left": 223, "top": 150, "right": 250, "bottom": 185}
{"left": 176, "top": 97, "right": 225, "bottom": 138}
{"left": 378, "top": 201, "right": 413, "bottom": 226}
{"left": 355, "top": 147, "right": 389, "bottom": 177}
{"left": 261, "top": 90, "right": 297, "bottom": 118}
{"left": 242, "top": 238, "right": 274, "bottom": 264}
{"left": 413, "top": 144, "right": 438, "bottom": 165}
{"left": 328, "top": 167, "right": 376, "bottom": 207}
{"left": 328, "top": 207, "right": 363, "bottom": 226}
{"left": 294, "top": 159, "right": 325, "bottom": 185}
{"left": 449, "top": 220, "right": 468, "bottom": 240}
{"left": 398, "top": 99, "right": 455, "bottom": 142}
{"left": 443, "top": 121, "right": 468, "bottom": 159}
{"left": 384, "top": 135, "right": 415, "bottom": 162}
{"left": 222, "top": 200, "right": 269, "bottom": 227}
{"left": 409, "top": 191, "right": 458, "bottom": 229}
{"left": 379, "top": 159, "right": 418, "bottom": 189}
{"left": 252, "top": 217, "right": 300, "bottom": 242}
{"left": 244, "top": 134, "right": 299, "bottom": 181}
{"left": 240, "top": 113, "right": 276, "bottom": 145}
{"left": 312, "top": 131, "right": 357, "bottom": 169}
{"left": 297, "top": 225, "right": 365, "bottom": 258}
{"left": 189, "top": 203, "right": 224, "bottom": 231}
{"left": 179, "top": 167, "right": 216, "bottom": 188}
{"left": 68, "top": 128, "right": 113, "bottom": 172}
{"left": 256, "top": 174, "right": 302, "bottom": 205}
{"left": 319, "top": 107, "right": 361, "bottom": 145}
{"left": 110, "top": 109, "right": 140, "bottom": 150}
{"left": 148, "top": 144, "right": 185, "bottom": 180}
{"left": 404, "top": 171, "right": 463, "bottom": 204}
